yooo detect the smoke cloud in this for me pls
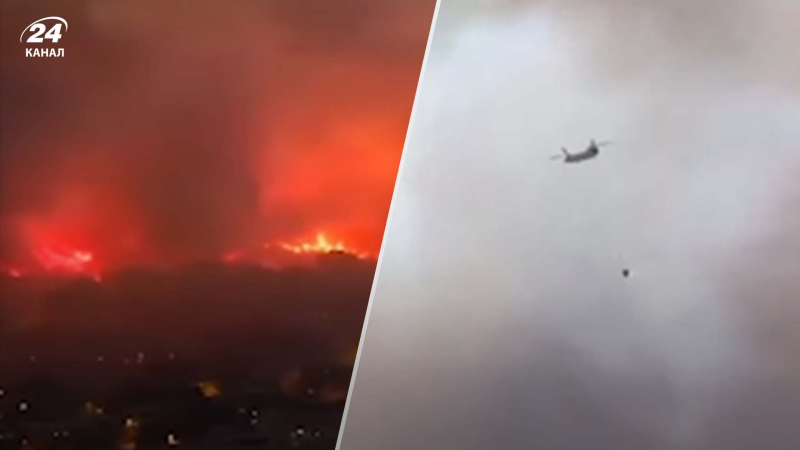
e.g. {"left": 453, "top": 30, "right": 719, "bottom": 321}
{"left": 339, "top": 1, "right": 800, "bottom": 449}
{"left": 1, "top": 0, "right": 435, "bottom": 268}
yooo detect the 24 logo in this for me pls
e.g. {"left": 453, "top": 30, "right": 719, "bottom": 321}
{"left": 20, "top": 17, "right": 68, "bottom": 57}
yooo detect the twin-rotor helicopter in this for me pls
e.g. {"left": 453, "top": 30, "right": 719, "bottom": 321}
{"left": 549, "top": 138, "right": 630, "bottom": 278}
{"left": 551, "top": 139, "right": 613, "bottom": 163}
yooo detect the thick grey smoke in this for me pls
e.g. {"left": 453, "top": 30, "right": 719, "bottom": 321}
{"left": 339, "top": 1, "right": 800, "bottom": 449}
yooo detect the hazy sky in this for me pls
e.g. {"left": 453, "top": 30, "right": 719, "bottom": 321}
{"left": 339, "top": 1, "right": 800, "bottom": 448}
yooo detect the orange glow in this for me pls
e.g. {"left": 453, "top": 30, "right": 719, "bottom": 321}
{"left": 218, "top": 233, "right": 374, "bottom": 267}
{"left": 11, "top": 246, "right": 106, "bottom": 280}
{"left": 34, "top": 247, "right": 95, "bottom": 273}
{"left": 280, "top": 234, "right": 345, "bottom": 254}
{"left": 0, "top": 0, "right": 433, "bottom": 278}
{"left": 2, "top": 266, "right": 23, "bottom": 279}
{"left": 221, "top": 250, "right": 244, "bottom": 264}
{"left": 1, "top": 231, "right": 376, "bottom": 278}
{"left": 278, "top": 233, "right": 371, "bottom": 259}
{"left": 196, "top": 381, "right": 222, "bottom": 398}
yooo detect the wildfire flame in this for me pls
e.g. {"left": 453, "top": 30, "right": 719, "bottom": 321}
{"left": 2, "top": 233, "right": 373, "bottom": 279}
{"left": 218, "top": 233, "right": 372, "bottom": 267}
{"left": 280, "top": 234, "right": 346, "bottom": 255}
{"left": 279, "top": 233, "right": 370, "bottom": 259}
{"left": 34, "top": 247, "right": 94, "bottom": 272}
{"left": 2, "top": 246, "right": 105, "bottom": 281}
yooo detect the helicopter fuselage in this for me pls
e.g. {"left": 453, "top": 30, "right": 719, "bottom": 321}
{"left": 563, "top": 146, "right": 599, "bottom": 163}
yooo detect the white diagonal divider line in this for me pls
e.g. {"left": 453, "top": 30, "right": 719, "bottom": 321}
{"left": 334, "top": 0, "right": 443, "bottom": 448}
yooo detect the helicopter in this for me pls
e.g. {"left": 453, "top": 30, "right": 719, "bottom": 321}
{"left": 551, "top": 139, "right": 612, "bottom": 163}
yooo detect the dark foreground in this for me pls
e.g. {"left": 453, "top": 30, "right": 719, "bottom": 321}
{"left": 0, "top": 255, "right": 373, "bottom": 449}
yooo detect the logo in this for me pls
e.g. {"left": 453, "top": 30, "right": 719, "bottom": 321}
{"left": 20, "top": 16, "right": 68, "bottom": 58}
